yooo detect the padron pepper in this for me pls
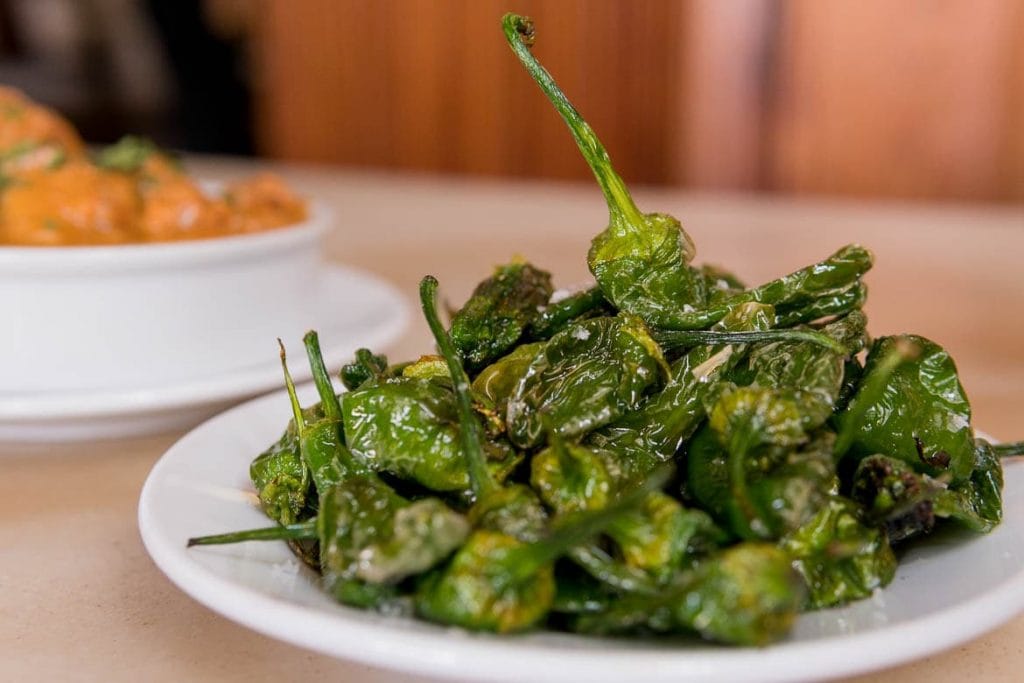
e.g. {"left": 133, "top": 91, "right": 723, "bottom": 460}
{"left": 836, "top": 335, "right": 975, "bottom": 483}
{"left": 449, "top": 260, "right": 553, "bottom": 371}
{"left": 504, "top": 14, "right": 708, "bottom": 328}
{"left": 189, "top": 334, "right": 470, "bottom": 607}
{"left": 506, "top": 314, "right": 669, "bottom": 449}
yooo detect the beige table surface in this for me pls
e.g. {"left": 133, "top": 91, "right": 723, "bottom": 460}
{"left": 2, "top": 160, "right": 1023, "bottom": 682}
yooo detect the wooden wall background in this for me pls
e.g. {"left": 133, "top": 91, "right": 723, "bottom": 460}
{"left": 250, "top": 0, "right": 1024, "bottom": 202}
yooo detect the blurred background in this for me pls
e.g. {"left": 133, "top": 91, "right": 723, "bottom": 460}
{"left": 1, "top": 0, "right": 1021, "bottom": 203}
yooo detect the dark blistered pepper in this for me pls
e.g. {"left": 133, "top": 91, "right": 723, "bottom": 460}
{"left": 340, "top": 348, "right": 390, "bottom": 390}
{"left": 850, "top": 439, "right": 1003, "bottom": 541}
{"left": 450, "top": 261, "right": 553, "bottom": 371}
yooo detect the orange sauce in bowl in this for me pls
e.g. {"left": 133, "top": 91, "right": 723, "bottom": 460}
{"left": 0, "top": 87, "right": 307, "bottom": 246}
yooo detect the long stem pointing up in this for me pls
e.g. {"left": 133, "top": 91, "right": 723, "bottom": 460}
{"left": 420, "top": 276, "right": 498, "bottom": 499}
{"left": 279, "top": 339, "right": 305, "bottom": 437}
{"left": 502, "top": 13, "right": 644, "bottom": 227}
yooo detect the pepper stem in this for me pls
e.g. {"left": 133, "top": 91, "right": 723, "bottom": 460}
{"left": 993, "top": 441, "right": 1024, "bottom": 458}
{"left": 419, "top": 276, "right": 498, "bottom": 499}
{"left": 502, "top": 13, "right": 645, "bottom": 227}
{"left": 304, "top": 331, "right": 343, "bottom": 421}
{"left": 187, "top": 520, "right": 317, "bottom": 547}
{"left": 279, "top": 339, "right": 305, "bottom": 438}
{"left": 654, "top": 328, "right": 847, "bottom": 355}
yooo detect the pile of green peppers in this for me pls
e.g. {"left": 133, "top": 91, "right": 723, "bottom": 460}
{"left": 189, "top": 13, "right": 1023, "bottom": 646}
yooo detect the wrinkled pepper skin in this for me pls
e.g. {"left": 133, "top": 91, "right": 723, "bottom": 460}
{"left": 589, "top": 302, "right": 775, "bottom": 477}
{"left": 248, "top": 404, "right": 323, "bottom": 526}
{"left": 302, "top": 333, "right": 472, "bottom": 601}
{"left": 573, "top": 543, "right": 804, "bottom": 646}
{"left": 339, "top": 348, "right": 390, "bottom": 390}
{"left": 531, "top": 436, "right": 721, "bottom": 586}
{"left": 506, "top": 315, "right": 669, "bottom": 449}
{"left": 468, "top": 484, "right": 550, "bottom": 542}
{"left": 342, "top": 378, "right": 519, "bottom": 493}
{"left": 851, "top": 441, "right": 1003, "bottom": 542}
{"left": 319, "top": 481, "right": 469, "bottom": 606}
{"left": 449, "top": 261, "right": 553, "bottom": 371}
{"left": 687, "top": 425, "right": 837, "bottom": 541}
{"left": 836, "top": 335, "right": 975, "bottom": 483}
{"left": 653, "top": 244, "right": 873, "bottom": 331}
{"left": 685, "top": 313, "right": 858, "bottom": 540}
{"left": 415, "top": 530, "right": 556, "bottom": 633}
{"left": 471, "top": 342, "right": 545, "bottom": 416}
{"left": 781, "top": 496, "right": 896, "bottom": 609}
{"left": 414, "top": 466, "right": 668, "bottom": 634}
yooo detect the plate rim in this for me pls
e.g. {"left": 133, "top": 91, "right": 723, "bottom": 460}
{"left": 0, "top": 264, "right": 408, "bottom": 420}
{"left": 138, "top": 391, "right": 1024, "bottom": 683}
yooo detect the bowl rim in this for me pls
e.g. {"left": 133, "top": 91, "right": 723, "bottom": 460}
{"left": 0, "top": 200, "right": 331, "bottom": 272}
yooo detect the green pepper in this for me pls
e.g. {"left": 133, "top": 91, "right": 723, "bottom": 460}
{"left": 850, "top": 440, "right": 1003, "bottom": 542}
{"left": 248, "top": 399, "right": 324, "bottom": 525}
{"left": 774, "top": 282, "right": 868, "bottom": 328}
{"left": 400, "top": 355, "right": 450, "bottom": 380}
{"left": 685, "top": 313, "right": 862, "bottom": 539}
{"left": 506, "top": 314, "right": 669, "bottom": 449}
{"left": 342, "top": 377, "right": 520, "bottom": 494}
{"left": 190, "top": 336, "right": 470, "bottom": 607}
{"left": 836, "top": 335, "right": 975, "bottom": 483}
{"left": 449, "top": 261, "right": 553, "bottom": 371}
{"left": 471, "top": 342, "right": 545, "bottom": 416}
{"left": 531, "top": 432, "right": 723, "bottom": 587}
{"left": 503, "top": 14, "right": 708, "bottom": 328}
{"left": 590, "top": 302, "right": 776, "bottom": 478}
{"left": 420, "top": 275, "right": 548, "bottom": 538}
{"left": 291, "top": 336, "right": 470, "bottom": 601}
{"left": 573, "top": 543, "right": 804, "bottom": 646}
{"left": 415, "top": 468, "right": 669, "bottom": 633}
{"left": 781, "top": 496, "right": 896, "bottom": 609}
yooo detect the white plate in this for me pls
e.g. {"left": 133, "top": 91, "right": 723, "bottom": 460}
{"left": 138, "top": 393, "right": 1024, "bottom": 683}
{"left": 0, "top": 266, "right": 407, "bottom": 441}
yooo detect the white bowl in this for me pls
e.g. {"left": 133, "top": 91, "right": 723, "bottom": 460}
{"left": 0, "top": 204, "right": 329, "bottom": 393}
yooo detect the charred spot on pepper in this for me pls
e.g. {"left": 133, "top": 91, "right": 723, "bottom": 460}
{"left": 915, "top": 436, "right": 952, "bottom": 470}
{"left": 883, "top": 499, "right": 936, "bottom": 545}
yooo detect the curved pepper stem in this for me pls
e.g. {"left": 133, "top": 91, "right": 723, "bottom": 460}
{"left": 502, "top": 13, "right": 645, "bottom": 228}
{"left": 278, "top": 339, "right": 306, "bottom": 438}
{"left": 419, "top": 276, "right": 499, "bottom": 499}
